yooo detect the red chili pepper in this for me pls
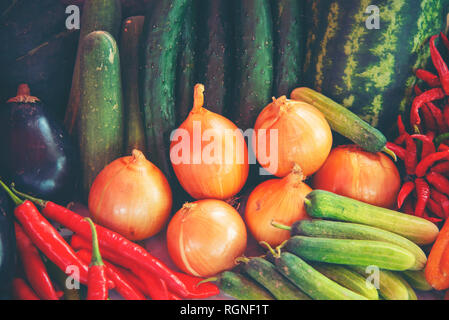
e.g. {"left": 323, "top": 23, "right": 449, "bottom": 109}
{"left": 385, "top": 142, "right": 406, "bottom": 160}
{"left": 425, "top": 101, "right": 447, "bottom": 133}
{"left": 15, "top": 223, "right": 62, "bottom": 300}
{"left": 402, "top": 198, "right": 415, "bottom": 215}
{"left": 422, "top": 209, "right": 443, "bottom": 223}
{"left": 397, "top": 181, "right": 415, "bottom": 209}
{"left": 440, "top": 31, "right": 449, "bottom": 52}
{"left": 85, "top": 218, "right": 108, "bottom": 300}
{"left": 415, "top": 150, "right": 449, "bottom": 177}
{"left": 414, "top": 178, "right": 430, "bottom": 217}
{"left": 430, "top": 34, "right": 449, "bottom": 94}
{"left": 411, "top": 134, "right": 436, "bottom": 160}
{"left": 404, "top": 135, "right": 418, "bottom": 175}
{"left": 431, "top": 189, "right": 449, "bottom": 219}
{"left": 421, "top": 105, "right": 438, "bottom": 132}
{"left": 410, "top": 88, "right": 445, "bottom": 126}
{"left": 394, "top": 133, "right": 408, "bottom": 145}
{"left": 439, "top": 144, "right": 449, "bottom": 152}
{"left": 444, "top": 104, "right": 449, "bottom": 129}
{"left": 12, "top": 278, "right": 40, "bottom": 300}
{"left": 431, "top": 161, "right": 449, "bottom": 176}
{"left": 397, "top": 115, "right": 407, "bottom": 136}
{"left": 428, "top": 198, "right": 445, "bottom": 218}
{"left": 415, "top": 69, "right": 441, "bottom": 87}
{"left": 427, "top": 171, "right": 449, "bottom": 196}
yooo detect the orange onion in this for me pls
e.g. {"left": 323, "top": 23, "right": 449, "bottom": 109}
{"left": 166, "top": 199, "right": 247, "bottom": 277}
{"left": 253, "top": 96, "right": 332, "bottom": 177}
{"left": 88, "top": 149, "right": 172, "bottom": 240}
{"left": 312, "top": 145, "right": 401, "bottom": 209}
{"left": 170, "top": 84, "right": 249, "bottom": 200}
{"left": 245, "top": 165, "right": 312, "bottom": 247}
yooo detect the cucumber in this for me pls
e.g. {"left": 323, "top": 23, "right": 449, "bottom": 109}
{"left": 64, "top": 0, "right": 122, "bottom": 134}
{"left": 291, "top": 88, "right": 389, "bottom": 154}
{"left": 231, "top": 0, "right": 273, "bottom": 130}
{"left": 285, "top": 236, "right": 416, "bottom": 271}
{"left": 286, "top": 219, "right": 427, "bottom": 270}
{"left": 120, "top": 16, "right": 146, "bottom": 154}
{"left": 275, "top": 252, "right": 367, "bottom": 300}
{"left": 78, "top": 31, "right": 124, "bottom": 199}
{"left": 271, "top": 0, "right": 306, "bottom": 97}
{"left": 139, "top": 0, "right": 188, "bottom": 179}
{"left": 305, "top": 190, "right": 440, "bottom": 245}
{"left": 239, "top": 257, "right": 310, "bottom": 300}
{"left": 312, "top": 264, "right": 379, "bottom": 300}
{"left": 396, "top": 274, "right": 418, "bottom": 300}
{"left": 195, "top": 0, "right": 231, "bottom": 116}
{"left": 214, "top": 271, "right": 274, "bottom": 300}
{"left": 401, "top": 270, "right": 433, "bottom": 291}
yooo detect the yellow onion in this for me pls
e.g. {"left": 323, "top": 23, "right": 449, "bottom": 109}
{"left": 253, "top": 96, "right": 332, "bottom": 177}
{"left": 245, "top": 165, "right": 312, "bottom": 247}
{"left": 170, "top": 84, "right": 249, "bottom": 200}
{"left": 88, "top": 149, "right": 172, "bottom": 240}
{"left": 166, "top": 199, "right": 247, "bottom": 277}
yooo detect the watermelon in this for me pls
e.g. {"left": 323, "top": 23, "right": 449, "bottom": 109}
{"left": 303, "top": 0, "right": 449, "bottom": 133}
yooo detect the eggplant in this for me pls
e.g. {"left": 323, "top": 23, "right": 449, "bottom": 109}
{"left": 0, "top": 84, "right": 78, "bottom": 202}
{"left": 0, "top": 188, "right": 14, "bottom": 300}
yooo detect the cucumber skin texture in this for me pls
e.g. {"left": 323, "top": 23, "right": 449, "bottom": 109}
{"left": 313, "top": 264, "right": 379, "bottom": 300}
{"left": 290, "top": 88, "right": 386, "bottom": 152}
{"left": 242, "top": 257, "right": 310, "bottom": 300}
{"left": 64, "top": 0, "right": 122, "bottom": 134}
{"left": 275, "top": 252, "right": 367, "bottom": 300}
{"left": 78, "top": 31, "right": 124, "bottom": 198}
{"left": 231, "top": 0, "right": 273, "bottom": 130}
{"left": 139, "top": 0, "right": 188, "bottom": 179}
{"left": 293, "top": 219, "right": 427, "bottom": 271}
{"left": 195, "top": 0, "right": 231, "bottom": 116}
{"left": 285, "top": 236, "right": 415, "bottom": 271}
{"left": 401, "top": 270, "right": 433, "bottom": 291}
{"left": 120, "top": 16, "right": 146, "bottom": 154}
{"left": 305, "top": 190, "right": 440, "bottom": 245}
{"left": 271, "top": 0, "right": 306, "bottom": 97}
{"left": 396, "top": 274, "right": 418, "bottom": 300}
{"left": 218, "top": 271, "right": 274, "bottom": 300}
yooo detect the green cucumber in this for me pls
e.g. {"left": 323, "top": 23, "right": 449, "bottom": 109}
{"left": 213, "top": 271, "right": 274, "bottom": 300}
{"left": 238, "top": 257, "right": 310, "bottom": 300}
{"left": 291, "top": 88, "right": 390, "bottom": 154}
{"left": 285, "top": 236, "right": 416, "bottom": 271}
{"left": 401, "top": 270, "right": 433, "bottom": 291}
{"left": 64, "top": 0, "right": 122, "bottom": 134}
{"left": 312, "top": 264, "right": 379, "bottom": 300}
{"left": 275, "top": 252, "right": 367, "bottom": 300}
{"left": 139, "top": 0, "right": 188, "bottom": 179}
{"left": 231, "top": 0, "right": 273, "bottom": 130}
{"left": 276, "top": 219, "right": 426, "bottom": 270}
{"left": 78, "top": 31, "right": 124, "bottom": 199}
{"left": 305, "top": 190, "right": 440, "bottom": 245}
{"left": 396, "top": 274, "right": 418, "bottom": 300}
{"left": 120, "top": 16, "right": 146, "bottom": 154}
{"left": 271, "top": 0, "right": 306, "bottom": 97}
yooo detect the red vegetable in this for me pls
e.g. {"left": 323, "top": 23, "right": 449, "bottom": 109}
{"left": 410, "top": 88, "right": 445, "bottom": 126}
{"left": 431, "top": 189, "right": 449, "bottom": 219}
{"left": 414, "top": 178, "right": 430, "bottom": 218}
{"left": 397, "top": 181, "right": 415, "bottom": 209}
{"left": 425, "top": 219, "right": 449, "bottom": 290}
{"left": 415, "top": 150, "right": 449, "bottom": 177}
{"left": 411, "top": 134, "right": 436, "bottom": 159}
{"left": 385, "top": 142, "right": 406, "bottom": 160}
{"left": 86, "top": 218, "right": 108, "bottom": 300}
{"left": 415, "top": 69, "right": 441, "bottom": 87}
{"left": 430, "top": 34, "right": 449, "bottom": 95}
{"left": 426, "top": 172, "right": 449, "bottom": 196}
{"left": 12, "top": 278, "right": 40, "bottom": 300}
{"left": 404, "top": 135, "right": 418, "bottom": 175}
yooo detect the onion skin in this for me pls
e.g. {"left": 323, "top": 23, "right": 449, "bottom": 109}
{"left": 88, "top": 150, "right": 172, "bottom": 241}
{"left": 245, "top": 167, "right": 312, "bottom": 247}
{"left": 312, "top": 145, "right": 401, "bottom": 209}
{"left": 166, "top": 199, "right": 247, "bottom": 277}
{"left": 170, "top": 84, "right": 249, "bottom": 200}
{"left": 253, "top": 96, "right": 332, "bottom": 177}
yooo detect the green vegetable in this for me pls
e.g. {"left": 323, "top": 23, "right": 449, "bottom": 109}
{"left": 396, "top": 274, "right": 418, "bottom": 300}
{"left": 401, "top": 270, "right": 433, "bottom": 291}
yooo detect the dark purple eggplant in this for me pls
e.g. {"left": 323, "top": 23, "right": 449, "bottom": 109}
{"left": 0, "top": 84, "right": 78, "bottom": 202}
{"left": 0, "top": 188, "right": 14, "bottom": 300}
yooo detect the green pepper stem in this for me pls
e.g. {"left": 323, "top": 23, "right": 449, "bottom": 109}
{"left": 85, "top": 218, "right": 104, "bottom": 267}
{"left": 270, "top": 220, "right": 292, "bottom": 231}
{"left": 382, "top": 146, "right": 397, "bottom": 162}
{"left": 196, "top": 277, "right": 218, "bottom": 287}
{"left": 0, "top": 180, "right": 23, "bottom": 206}
{"left": 235, "top": 256, "right": 250, "bottom": 264}
{"left": 10, "top": 184, "right": 47, "bottom": 208}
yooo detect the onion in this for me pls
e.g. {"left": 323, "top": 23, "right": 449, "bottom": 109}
{"left": 253, "top": 96, "right": 332, "bottom": 177}
{"left": 166, "top": 199, "right": 247, "bottom": 277}
{"left": 245, "top": 165, "right": 312, "bottom": 247}
{"left": 312, "top": 145, "right": 401, "bottom": 209}
{"left": 88, "top": 149, "right": 172, "bottom": 240}
{"left": 170, "top": 84, "right": 249, "bottom": 200}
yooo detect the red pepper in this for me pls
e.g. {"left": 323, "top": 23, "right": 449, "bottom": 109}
{"left": 85, "top": 218, "right": 108, "bottom": 300}
{"left": 439, "top": 144, "right": 449, "bottom": 152}
{"left": 397, "top": 181, "right": 415, "bottom": 209}
{"left": 12, "top": 278, "right": 40, "bottom": 300}
{"left": 385, "top": 142, "right": 406, "bottom": 160}
{"left": 444, "top": 104, "right": 449, "bottom": 128}
{"left": 415, "top": 150, "right": 449, "bottom": 177}
{"left": 422, "top": 209, "right": 443, "bottom": 223}
{"left": 415, "top": 69, "right": 441, "bottom": 87}
{"left": 430, "top": 34, "right": 449, "bottom": 95}
{"left": 427, "top": 198, "right": 445, "bottom": 218}
{"left": 411, "top": 134, "right": 436, "bottom": 160}
{"left": 401, "top": 198, "right": 415, "bottom": 215}
{"left": 425, "top": 219, "right": 449, "bottom": 290}
{"left": 421, "top": 105, "right": 438, "bottom": 132}
{"left": 431, "top": 161, "right": 449, "bottom": 175}
{"left": 414, "top": 178, "right": 430, "bottom": 217}
{"left": 410, "top": 88, "right": 445, "bottom": 126}
{"left": 394, "top": 133, "right": 408, "bottom": 145}
{"left": 425, "top": 101, "right": 447, "bottom": 133}
{"left": 426, "top": 171, "right": 449, "bottom": 196}
{"left": 440, "top": 31, "right": 449, "bottom": 52}
{"left": 15, "top": 223, "right": 62, "bottom": 300}
{"left": 404, "top": 135, "right": 418, "bottom": 175}
{"left": 431, "top": 189, "right": 449, "bottom": 218}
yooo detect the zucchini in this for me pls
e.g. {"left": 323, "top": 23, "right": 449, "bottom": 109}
{"left": 78, "top": 31, "right": 124, "bottom": 199}
{"left": 313, "top": 264, "right": 379, "bottom": 300}
{"left": 238, "top": 257, "right": 310, "bottom": 300}
{"left": 213, "top": 271, "right": 274, "bottom": 300}
{"left": 280, "top": 219, "right": 427, "bottom": 270}
{"left": 120, "top": 16, "right": 146, "bottom": 154}
{"left": 139, "top": 0, "right": 188, "bottom": 179}
{"left": 285, "top": 236, "right": 416, "bottom": 271}
{"left": 275, "top": 252, "right": 367, "bottom": 300}
{"left": 401, "top": 270, "right": 433, "bottom": 291}
{"left": 64, "top": 0, "right": 122, "bottom": 134}
{"left": 305, "top": 190, "right": 440, "bottom": 245}
{"left": 231, "top": 0, "right": 273, "bottom": 130}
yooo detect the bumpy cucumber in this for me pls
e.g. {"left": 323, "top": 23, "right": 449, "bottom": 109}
{"left": 78, "top": 31, "right": 124, "bottom": 199}
{"left": 313, "top": 264, "right": 379, "bottom": 300}
{"left": 288, "top": 219, "right": 426, "bottom": 270}
{"left": 216, "top": 271, "right": 273, "bottom": 300}
{"left": 275, "top": 252, "right": 367, "bottom": 300}
{"left": 305, "top": 190, "right": 439, "bottom": 245}
{"left": 401, "top": 270, "right": 433, "bottom": 291}
{"left": 239, "top": 257, "right": 310, "bottom": 300}
{"left": 286, "top": 236, "right": 415, "bottom": 271}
